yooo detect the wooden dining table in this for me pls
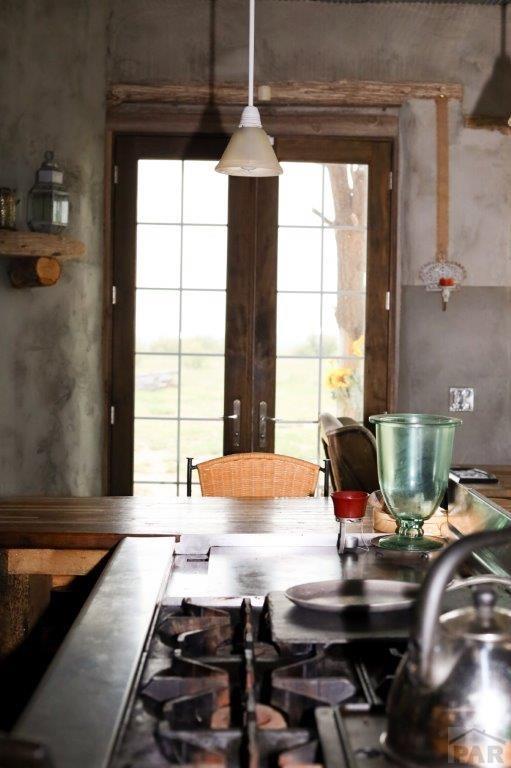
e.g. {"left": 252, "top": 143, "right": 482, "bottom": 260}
{"left": 0, "top": 495, "right": 340, "bottom": 656}
{"left": 0, "top": 495, "right": 338, "bottom": 550}
{"left": 0, "top": 465, "right": 510, "bottom": 656}
{"left": 0, "top": 465, "right": 509, "bottom": 550}
{"left": 470, "top": 465, "right": 511, "bottom": 509}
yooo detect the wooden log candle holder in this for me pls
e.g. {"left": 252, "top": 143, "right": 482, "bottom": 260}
{"left": 8, "top": 256, "right": 62, "bottom": 288}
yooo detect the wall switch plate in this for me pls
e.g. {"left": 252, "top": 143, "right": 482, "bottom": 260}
{"left": 449, "top": 387, "right": 474, "bottom": 412}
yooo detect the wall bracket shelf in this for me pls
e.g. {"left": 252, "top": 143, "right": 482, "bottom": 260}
{"left": 0, "top": 231, "right": 85, "bottom": 288}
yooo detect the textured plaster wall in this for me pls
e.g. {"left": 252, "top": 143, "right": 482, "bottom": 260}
{"left": 1, "top": 0, "right": 510, "bottom": 494}
{"left": 397, "top": 99, "right": 511, "bottom": 461}
{"left": 398, "top": 287, "right": 511, "bottom": 463}
{"left": 0, "top": 0, "right": 106, "bottom": 494}
{"left": 399, "top": 100, "right": 511, "bottom": 287}
{"left": 108, "top": 0, "right": 505, "bottom": 114}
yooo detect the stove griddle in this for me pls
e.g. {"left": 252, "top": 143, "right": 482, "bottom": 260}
{"left": 267, "top": 591, "right": 412, "bottom": 651}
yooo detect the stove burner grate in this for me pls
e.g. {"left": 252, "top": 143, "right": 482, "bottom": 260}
{"left": 110, "top": 599, "right": 405, "bottom": 768}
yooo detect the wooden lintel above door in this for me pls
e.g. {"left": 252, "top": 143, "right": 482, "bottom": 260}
{"left": 108, "top": 79, "right": 463, "bottom": 108}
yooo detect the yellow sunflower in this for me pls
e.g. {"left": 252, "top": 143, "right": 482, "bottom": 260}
{"left": 352, "top": 335, "right": 365, "bottom": 358}
{"left": 326, "top": 366, "right": 353, "bottom": 391}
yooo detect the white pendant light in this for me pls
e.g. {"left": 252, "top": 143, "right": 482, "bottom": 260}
{"left": 215, "top": 0, "right": 282, "bottom": 177}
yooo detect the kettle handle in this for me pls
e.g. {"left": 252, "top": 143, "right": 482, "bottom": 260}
{"left": 447, "top": 574, "right": 511, "bottom": 592}
{"left": 413, "top": 527, "right": 511, "bottom": 684}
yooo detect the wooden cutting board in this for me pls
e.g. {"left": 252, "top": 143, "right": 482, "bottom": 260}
{"left": 372, "top": 503, "right": 447, "bottom": 537}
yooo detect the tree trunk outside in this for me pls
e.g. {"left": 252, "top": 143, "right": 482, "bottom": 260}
{"left": 325, "top": 164, "right": 368, "bottom": 419}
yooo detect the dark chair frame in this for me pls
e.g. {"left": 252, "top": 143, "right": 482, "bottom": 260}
{"left": 324, "top": 425, "right": 378, "bottom": 493}
{"left": 186, "top": 456, "right": 331, "bottom": 498}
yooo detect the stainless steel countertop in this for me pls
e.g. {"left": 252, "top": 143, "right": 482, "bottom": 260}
{"left": 164, "top": 533, "right": 428, "bottom": 609}
{"left": 174, "top": 525, "right": 375, "bottom": 554}
{"left": 14, "top": 536, "right": 175, "bottom": 768}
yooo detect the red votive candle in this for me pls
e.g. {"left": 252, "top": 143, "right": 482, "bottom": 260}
{"left": 331, "top": 490, "right": 369, "bottom": 520}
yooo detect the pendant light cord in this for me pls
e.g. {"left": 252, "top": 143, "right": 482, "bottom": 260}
{"left": 215, "top": 0, "right": 282, "bottom": 173}
{"left": 248, "top": 0, "right": 255, "bottom": 107}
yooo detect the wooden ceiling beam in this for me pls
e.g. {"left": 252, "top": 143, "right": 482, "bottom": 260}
{"left": 108, "top": 79, "right": 463, "bottom": 108}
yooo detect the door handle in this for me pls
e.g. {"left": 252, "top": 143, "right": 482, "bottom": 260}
{"left": 259, "top": 401, "right": 279, "bottom": 448}
{"left": 227, "top": 399, "right": 241, "bottom": 448}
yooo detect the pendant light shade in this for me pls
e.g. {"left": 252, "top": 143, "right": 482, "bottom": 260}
{"left": 216, "top": 107, "right": 282, "bottom": 176}
{"left": 215, "top": 0, "right": 282, "bottom": 177}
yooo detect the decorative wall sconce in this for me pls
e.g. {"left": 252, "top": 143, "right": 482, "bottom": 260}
{"left": 420, "top": 96, "right": 466, "bottom": 310}
{"left": 27, "top": 151, "right": 70, "bottom": 234}
{"left": 419, "top": 260, "right": 466, "bottom": 310}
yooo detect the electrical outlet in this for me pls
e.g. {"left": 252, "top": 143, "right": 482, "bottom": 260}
{"left": 449, "top": 387, "right": 474, "bottom": 412}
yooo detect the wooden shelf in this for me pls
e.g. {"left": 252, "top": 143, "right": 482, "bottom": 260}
{"left": 464, "top": 116, "right": 511, "bottom": 134}
{"left": 0, "top": 231, "right": 85, "bottom": 260}
{"left": 0, "top": 231, "right": 85, "bottom": 288}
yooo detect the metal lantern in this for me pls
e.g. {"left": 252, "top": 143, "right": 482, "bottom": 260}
{"left": 27, "top": 151, "right": 70, "bottom": 234}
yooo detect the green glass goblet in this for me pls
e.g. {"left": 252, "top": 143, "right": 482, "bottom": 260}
{"left": 369, "top": 414, "right": 461, "bottom": 551}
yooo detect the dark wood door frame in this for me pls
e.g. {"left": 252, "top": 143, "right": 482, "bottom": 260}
{"left": 109, "top": 135, "right": 230, "bottom": 494}
{"left": 224, "top": 177, "right": 278, "bottom": 454}
{"left": 103, "top": 113, "right": 398, "bottom": 495}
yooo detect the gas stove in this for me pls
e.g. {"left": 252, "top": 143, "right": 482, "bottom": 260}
{"left": 9, "top": 482, "right": 511, "bottom": 768}
{"left": 111, "top": 596, "right": 405, "bottom": 768}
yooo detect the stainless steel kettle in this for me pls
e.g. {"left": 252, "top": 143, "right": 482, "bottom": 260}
{"left": 385, "top": 528, "right": 511, "bottom": 767}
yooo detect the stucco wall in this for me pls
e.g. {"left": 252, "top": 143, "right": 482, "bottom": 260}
{"left": 1, "top": 0, "right": 509, "bottom": 495}
{"left": 0, "top": 0, "right": 106, "bottom": 494}
{"left": 398, "top": 99, "right": 511, "bottom": 461}
{"left": 108, "top": 0, "right": 505, "bottom": 115}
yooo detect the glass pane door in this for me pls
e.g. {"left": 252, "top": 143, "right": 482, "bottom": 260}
{"left": 109, "top": 135, "right": 391, "bottom": 496}
{"left": 275, "top": 162, "right": 368, "bottom": 464}
{"left": 133, "top": 160, "right": 228, "bottom": 496}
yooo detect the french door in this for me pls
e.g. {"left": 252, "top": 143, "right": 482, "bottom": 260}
{"left": 109, "top": 134, "right": 393, "bottom": 495}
